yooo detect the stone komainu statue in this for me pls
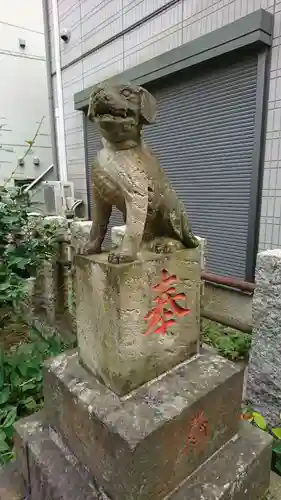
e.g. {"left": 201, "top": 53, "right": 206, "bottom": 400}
{"left": 84, "top": 83, "right": 199, "bottom": 263}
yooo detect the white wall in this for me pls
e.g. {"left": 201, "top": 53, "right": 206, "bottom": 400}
{"left": 0, "top": 0, "right": 52, "bottom": 186}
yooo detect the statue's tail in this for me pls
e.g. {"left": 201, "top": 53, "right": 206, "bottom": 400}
{"left": 169, "top": 199, "right": 199, "bottom": 248}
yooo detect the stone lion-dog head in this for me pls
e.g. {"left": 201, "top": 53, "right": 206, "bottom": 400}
{"left": 88, "top": 83, "right": 157, "bottom": 144}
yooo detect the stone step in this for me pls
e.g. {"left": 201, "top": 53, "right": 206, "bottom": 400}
{"left": 43, "top": 349, "right": 244, "bottom": 500}
{"left": 0, "top": 461, "right": 25, "bottom": 500}
{"left": 12, "top": 412, "right": 272, "bottom": 500}
{"left": 14, "top": 412, "right": 102, "bottom": 500}
{"left": 170, "top": 422, "right": 272, "bottom": 499}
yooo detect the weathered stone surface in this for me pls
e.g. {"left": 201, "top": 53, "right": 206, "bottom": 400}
{"left": 76, "top": 248, "right": 201, "bottom": 395}
{"left": 111, "top": 224, "right": 126, "bottom": 248}
{"left": 14, "top": 412, "right": 100, "bottom": 500}
{"left": 0, "top": 461, "right": 25, "bottom": 500}
{"left": 111, "top": 225, "right": 207, "bottom": 270}
{"left": 44, "top": 349, "right": 243, "bottom": 500}
{"left": 269, "top": 472, "right": 281, "bottom": 500}
{"left": 247, "top": 249, "right": 281, "bottom": 425}
{"left": 70, "top": 220, "right": 92, "bottom": 255}
{"left": 69, "top": 220, "right": 92, "bottom": 336}
{"left": 11, "top": 414, "right": 272, "bottom": 500}
{"left": 170, "top": 422, "right": 272, "bottom": 499}
{"left": 29, "top": 216, "right": 68, "bottom": 325}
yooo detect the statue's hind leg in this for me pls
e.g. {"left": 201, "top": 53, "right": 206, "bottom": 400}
{"left": 142, "top": 211, "right": 184, "bottom": 254}
{"left": 145, "top": 237, "right": 185, "bottom": 254}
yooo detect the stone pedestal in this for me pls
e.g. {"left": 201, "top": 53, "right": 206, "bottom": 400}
{"left": 3, "top": 248, "right": 272, "bottom": 499}
{"left": 75, "top": 249, "right": 201, "bottom": 395}
{"left": 11, "top": 348, "right": 272, "bottom": 500}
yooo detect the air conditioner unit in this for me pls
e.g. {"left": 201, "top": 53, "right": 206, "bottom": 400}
{"left": 43, "top": 181, "right": 75, "bottom": 216}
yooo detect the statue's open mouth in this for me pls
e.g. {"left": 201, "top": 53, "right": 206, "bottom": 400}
{"left": 94, "top": 101, "right": 136, "bottom": 122}
{"left": 96, "top": 111, "right": 126, "bottom": 121}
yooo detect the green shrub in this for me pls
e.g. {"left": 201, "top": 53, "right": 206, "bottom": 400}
{"left": 202, "top": 320, "right": 251, "bottom": 360}
{"left": 0, "top": 327, "right": 72, "bottom": 465}
{"left": 0, "top": 186, "right": 59, "bottom": 327}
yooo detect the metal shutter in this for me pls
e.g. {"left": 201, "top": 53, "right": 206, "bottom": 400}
{"left": 85, "top": 52, "right": 258, "bottom": 277}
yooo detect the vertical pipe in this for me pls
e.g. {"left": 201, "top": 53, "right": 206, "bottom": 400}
{"left": 51, "top": 0, "right": 68, "bottom": 182}
{"left": 41, "top": 0, "right": 59, "bottom": 178}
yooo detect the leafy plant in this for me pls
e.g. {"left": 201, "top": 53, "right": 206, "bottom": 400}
{"left": 241, "top": 406, "right": 281, "bottom": 476}
{"left": 202, "top": 320, "right": 251, "bottom": 360}
{"left": 0, "top": 186, "right": 59, "bottom": 327}
{"left": 0, "top": 327, "right": 72, "bottom": 464}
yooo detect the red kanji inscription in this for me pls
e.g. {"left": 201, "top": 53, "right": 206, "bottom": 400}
{"left": 186, "top": 411, "right": 209, "bottom": 453}
{"left": 143, "top": 269, "right": 190, "bottom": 336}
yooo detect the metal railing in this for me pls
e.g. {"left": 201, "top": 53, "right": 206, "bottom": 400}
{"left": 201, "top": 271, "right": 253, "bottom": 333}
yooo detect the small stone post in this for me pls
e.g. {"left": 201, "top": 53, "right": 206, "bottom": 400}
{"left": 26, "top": 215, "right": 68, "bottom": 330}
{"left": 247, "top": 249, "right": 281, "bottom": 426}
{"left": 70, "top": 220, "right": 92, "bottom": 334}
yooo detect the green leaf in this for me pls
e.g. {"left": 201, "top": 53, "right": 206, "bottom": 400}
{"left": 0, "top": 438, "right": 9, "bottom": 452}
{"left": 2, "top": 407, "right": 17, "bottom": 428}
{"left": 275, "top": 459, "right": 281, "bottom": 474}
{"left": 272, "top": 428, "right": 281, "bottom": 439}
{"left": 26, "top": 368, "right": 42, "bottom": 382}
{"left": 252, "top": 412, "right": 267, "bottom": 430}
{"left": 0, "top": 387, "right": 10, "bottom": 405}
{"left": 4, "top": 426, "right": 14, "bottom": 439}
{"left": 34, "top": 340, "right": 49, "bottom": 354}
{"left": 0, "top": 369, "right": 4, "bottom": 390}
{"left": 273, "top": 441, "right": 281, "bottom": 454}
{"left": 21, "top": 381, "right": 37, "bottom": 392}
{"left": 0, "top": 429, "right": 6, "bottom": 442}
{"left": 22, "top": 396, "right": 37, "bottom": 410}
{"left": 10, "top": 371, "right": 22, "bottom": 388}
{"left": 16, "top": 343, "right": 33, "bottom": 357}
{"left": 17, "top": 362, "right": 28, "bottom": 377}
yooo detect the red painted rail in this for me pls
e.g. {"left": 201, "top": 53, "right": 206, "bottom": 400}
{"left": 201, "top": 271, "right": 255, "bottom": 294}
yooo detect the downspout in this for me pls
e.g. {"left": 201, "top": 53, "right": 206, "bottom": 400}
{"left": 51, "top": 0, "right": 68, "bottom": 182}
{"left": 41, "top": 0, "right": 59, "bottom": 179}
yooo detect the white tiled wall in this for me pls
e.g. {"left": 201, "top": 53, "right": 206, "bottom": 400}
{"left": 62, "top": 62, "right": 87, "bottom": 200}
{"left": 49, "top": 0, "right": 281, "bottom": 250}
{"left": 123, "top": 4, "right": 182, "bottom": 69}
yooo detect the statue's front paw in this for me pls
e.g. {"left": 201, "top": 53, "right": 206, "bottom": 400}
{"left": 108, "top": 250, "right": 136, "bottom": 264}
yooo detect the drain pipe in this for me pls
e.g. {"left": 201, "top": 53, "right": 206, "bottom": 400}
{"left": 41, "top": 0, "right": 59, "bottom": 179}
{"left": 51, "top": 0, "right": 68, "bottom": 182}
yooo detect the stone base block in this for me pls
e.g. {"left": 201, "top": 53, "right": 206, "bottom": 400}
{"left": 0, "top": 461, "right": 25, "bottom": 500}
{"left": 171, "top": 422, "right": 272, "bottom": 499}
{"left": 14, "top": 412, "right": 100, "bottom": 500}
{"left": 44, "top": 349, "right": 244, "bottom": 500}
{"left": 75, "top": 249, "right": 201, "bottom": 395}
{"left": 12, "top": 412, "right": 272, "bottom": 500}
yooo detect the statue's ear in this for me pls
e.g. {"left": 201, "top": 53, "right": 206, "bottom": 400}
{"left": 139, "top": 87, "right": 156, "bottom": 125}
{"left": 88, "top": 85, "right": 102, "bottom": 121}
{"left": 87, "top": 92, "right": 95, "bottom": 121}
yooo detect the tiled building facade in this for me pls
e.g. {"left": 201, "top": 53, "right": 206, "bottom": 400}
{"left": 44, "top": 0, "right": 281, "bottom": 278}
